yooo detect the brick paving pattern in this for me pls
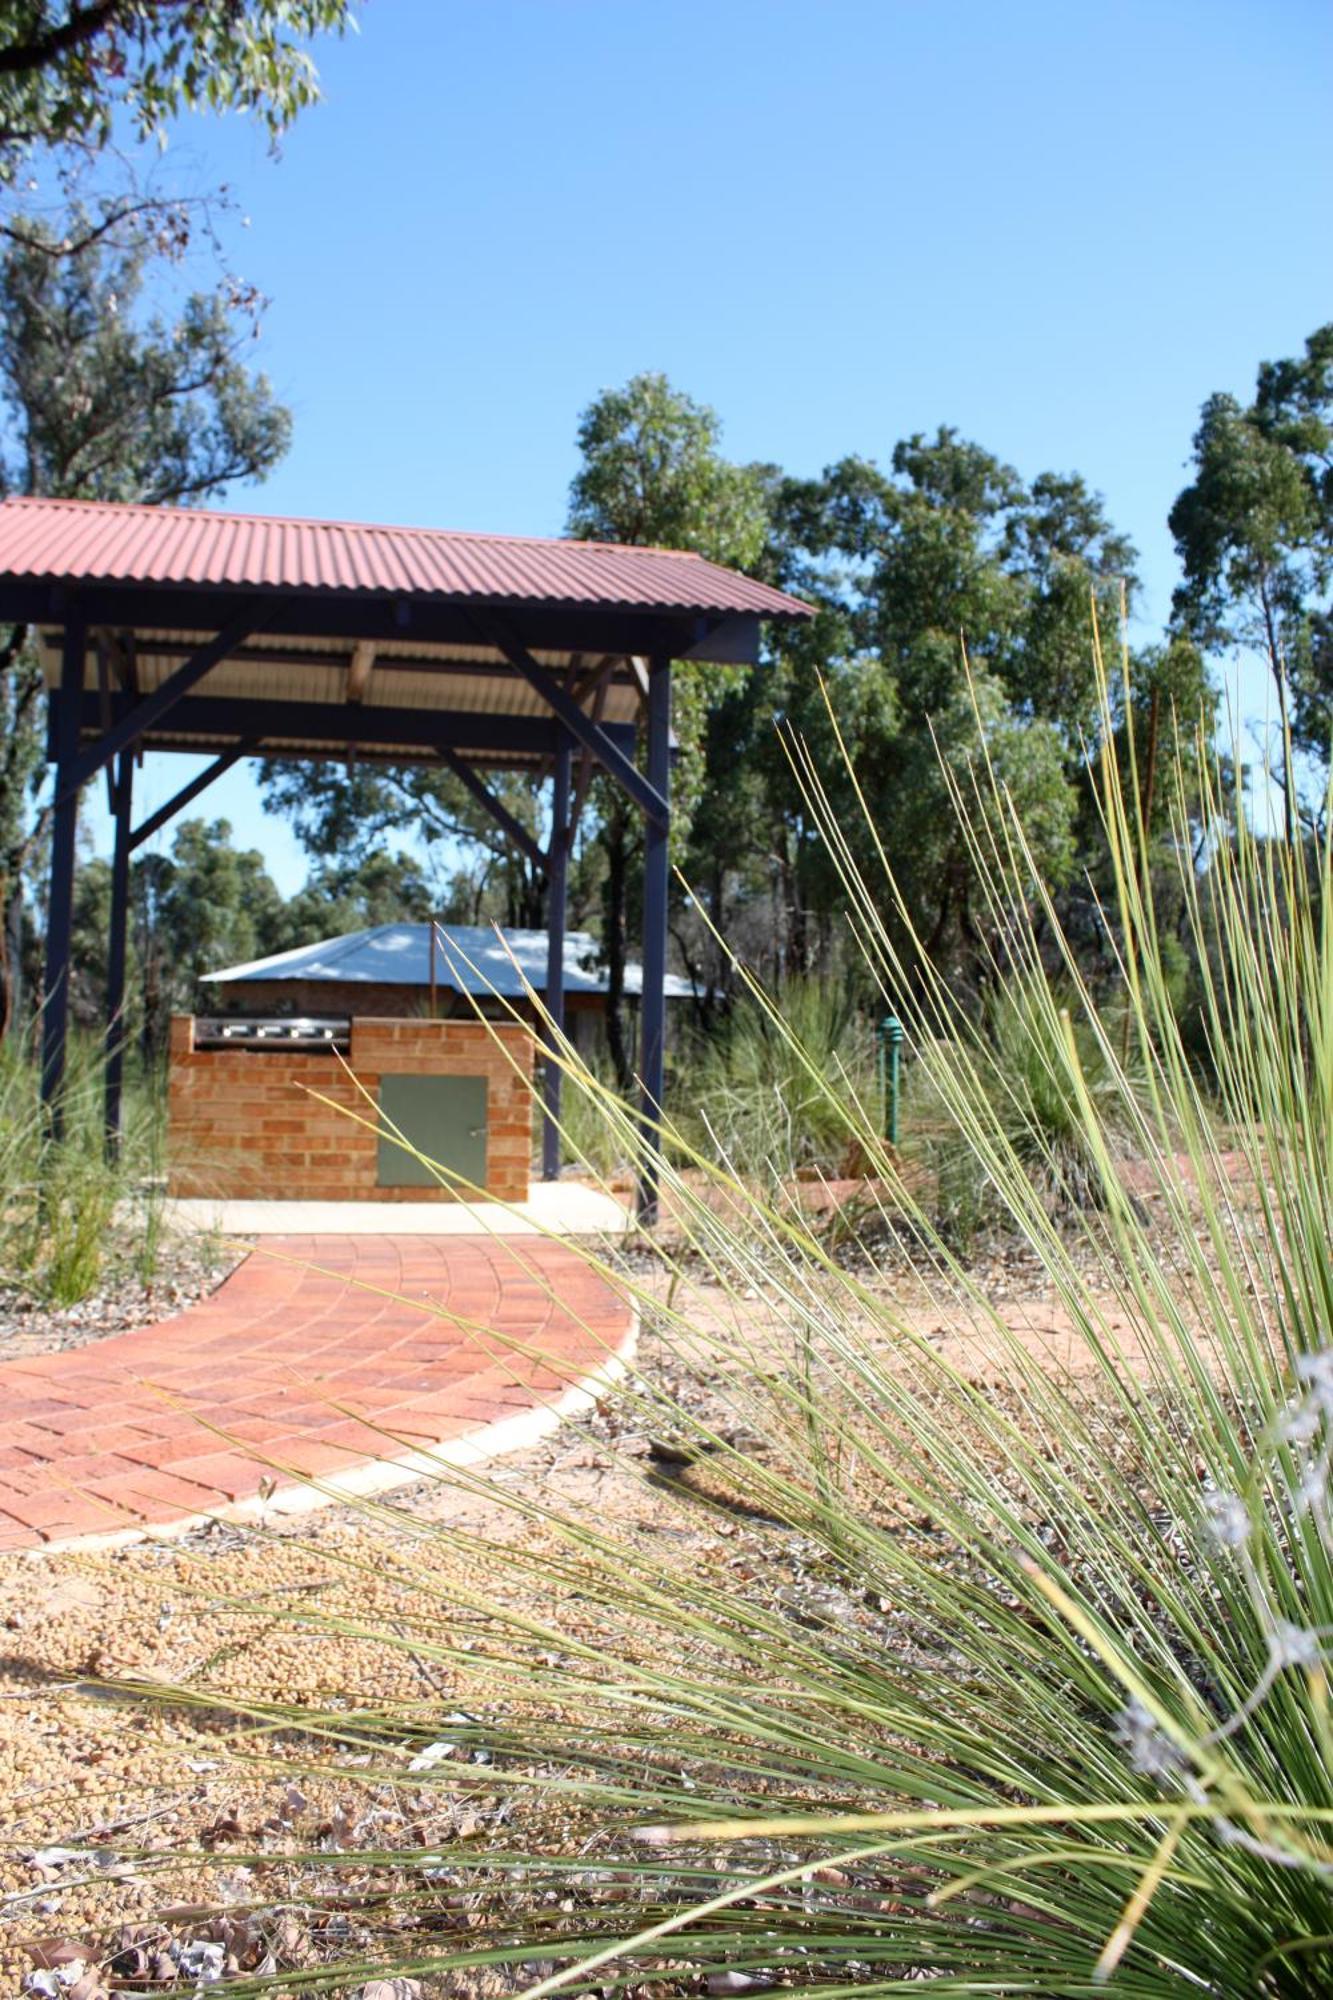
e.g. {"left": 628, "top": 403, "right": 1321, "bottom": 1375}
{"left": 0, "top": 1235, "right": 631, "bottom": 1552}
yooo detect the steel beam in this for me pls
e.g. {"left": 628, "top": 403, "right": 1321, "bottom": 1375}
{"left": 434, "top": 745, "right": 544, "bottom": 871}
{"left": 478, "top": 615, "right": 668, "bottom": 828}
{"left": 61, "top": 603, "right": 265, "bottom": 796}
{"left": 542, "top": 737, "right": 572, "bottom": 1182}
{"left": 62, "top": 692, "right": 636, "bottom": 765}
{"left": 637, "top": 652, "right": 672, "bottom": 1222}
{"left": 128, "top": 744, "right": 254, "bottom": 853}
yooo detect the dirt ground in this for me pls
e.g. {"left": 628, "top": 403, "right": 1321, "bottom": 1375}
{"left": 0, "top": 1237, "right": 243, "bottom": 1365}
{"left": 0, "top": 1267, "right": 764, "bottom": 1996}
{"left": 0, "top": 1193, "right": 1233, "bottom": 1999}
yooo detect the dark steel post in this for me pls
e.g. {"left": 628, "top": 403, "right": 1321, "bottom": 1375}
{"left": 104, "top": 751, "right": 134, "bottom": 1155}
{"left": 41, "top": 607, "right": 87, "bottom": 1135}
{"left": 878, "top": 1012, "right": 904, "bottom": 1147}
{"left": 637, "top": 653, "right": 671, "bottom": 1221}
{"left": 542, "top": 735, "right": 571, "bottom": 1181}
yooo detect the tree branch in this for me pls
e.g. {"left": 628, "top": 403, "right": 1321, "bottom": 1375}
{"left": 0, "top": 2, "right": 132, "bottom": 79}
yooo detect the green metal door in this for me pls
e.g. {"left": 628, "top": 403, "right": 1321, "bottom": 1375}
{"left": 377, "top": 1074, "right": 488, "bottom": 1191}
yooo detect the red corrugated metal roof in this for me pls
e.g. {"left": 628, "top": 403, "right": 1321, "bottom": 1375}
{"left": 0, "top": 496, "right": 809, "bottom": 620}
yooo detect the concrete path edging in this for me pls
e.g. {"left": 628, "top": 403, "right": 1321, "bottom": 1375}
{"left": 0, "top": 1233, "right": 636, "bottom": 1557}
{"left": 28, "top": 1310, "right": 638, "bottom": 1558}
{"left": 159, "top": 1182, "right": 631, "bottom": 1237}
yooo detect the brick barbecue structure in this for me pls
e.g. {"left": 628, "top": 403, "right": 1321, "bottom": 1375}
{"left": 168, "top": 1015, "right": 534, "bottom": 1202}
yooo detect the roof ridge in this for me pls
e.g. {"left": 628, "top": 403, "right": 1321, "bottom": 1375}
{"left": 0, "top": 493, "right": 709, "bottom": 564}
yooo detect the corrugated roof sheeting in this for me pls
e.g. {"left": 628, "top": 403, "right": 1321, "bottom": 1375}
{"left": 41, "top": 626, "right": 641, "bottom": 722}
{"left": 1, "top": 495, "right": 809, "bottom": 620}
{"left": 132, "top": 654, "right": 346, "bottom": 705}
{"left": 106, "top": 657, "right": 640, "bottom": 723}
{"left": 203, "top": 922, "right": 694, "bottom": 1000}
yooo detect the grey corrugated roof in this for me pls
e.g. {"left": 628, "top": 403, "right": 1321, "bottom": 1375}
{"left": 202, "top": 923, "right": 693, "bottom": 1000}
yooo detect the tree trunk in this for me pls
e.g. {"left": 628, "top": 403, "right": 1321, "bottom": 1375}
{"left": 0, "top": 877, "right": 21, "bottom": 1040}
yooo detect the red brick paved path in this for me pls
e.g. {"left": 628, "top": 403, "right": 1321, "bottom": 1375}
{"left": 0, "top": 1235, "right": 632, "bottom": 1553}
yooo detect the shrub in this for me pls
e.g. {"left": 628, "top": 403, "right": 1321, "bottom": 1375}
{"left": 138, "top": 654, "right": 1333, "bottom": 1994}
{"left": 0, "top": 1027, "right": 167, "bottom": 1303}
{"left": 907, "top": 969, "right": 1149, "bottom": 1246}
{"left": 674, "top": 975, "right": 877, "bottom": 1181}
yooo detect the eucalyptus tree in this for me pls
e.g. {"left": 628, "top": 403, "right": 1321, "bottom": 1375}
{"left": 0, "top": 3, "right": 357, "bottom": 1038}
{"left": 0, "top": 2, "right": 355, "bottom": 176}
{"left": 567, "top": 372, "right": 774, "bottom": 1078}
{"left": 758, "top": 431, "right": 1140, "bottom": 999}
{"left": 1170, "top": 323, "right": 1333, "bottom": 834}
{"left": 0, "top": 218, "right": 291, "bottom": 1035}
{"left": 259, "top": 758, "right": 550, "bottom": 933}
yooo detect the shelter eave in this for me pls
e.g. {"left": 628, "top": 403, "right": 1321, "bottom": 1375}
{"left": 1, "top": 576, "right": 784, "bottom": 670}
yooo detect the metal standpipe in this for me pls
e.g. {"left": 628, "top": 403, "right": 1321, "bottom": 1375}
{"left": 878, "top": 1012, "right": 904, "bottom": 1148}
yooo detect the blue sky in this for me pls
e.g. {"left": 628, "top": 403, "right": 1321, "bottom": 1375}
{"left": 81, "top": 0, "right": 1333, "bottom": 891}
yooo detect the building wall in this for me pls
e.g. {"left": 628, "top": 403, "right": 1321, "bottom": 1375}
{"left": 167, "top": 1015, "right": 535, "bottom": 1202}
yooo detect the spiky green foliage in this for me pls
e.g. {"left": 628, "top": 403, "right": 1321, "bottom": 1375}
{"left": 675, "top": 977, "right": 876, "bottom": 1181}
{"left": 0, "top": 1027, "right": 166, "bottom": 1301}
{"left": 131, "top": 635, "right": 1333, "bottom": 1995}
{"left": 907, "top": 968, "right": 1147, "bottom": 1246}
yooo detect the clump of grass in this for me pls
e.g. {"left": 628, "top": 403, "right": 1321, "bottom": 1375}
{"left": 0, "top": 1026, "right": 168, "bottom": 1304}
{"left": 124, "top": 640, "right": 1333, "bottom": 1995}
{"left": 908, "top": 968, "right": 1148, "bottom": 1247}
{"left": 550, "top": 1048, "right": 638, "bottom": 1182}
{"left": 676, "top": 975, "right": 877, "bottom": 1182}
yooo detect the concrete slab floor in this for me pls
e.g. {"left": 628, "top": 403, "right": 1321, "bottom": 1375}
{"left": 157, "top": 1180, "right": 632, "bottom": 1238}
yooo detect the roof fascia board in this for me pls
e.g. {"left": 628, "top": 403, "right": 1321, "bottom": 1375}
{"left": 678, "top": 613, "right": 764, "bottom": 665}
{"left": 1, "top": 579, "right": 763, "bottom": 663}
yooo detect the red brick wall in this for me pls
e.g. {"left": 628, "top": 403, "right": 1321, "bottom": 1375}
{"left": 167, "top": 1016, "right": 535, "bottom": 1202}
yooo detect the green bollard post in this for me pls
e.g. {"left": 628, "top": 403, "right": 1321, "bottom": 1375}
{"left": 879, "top": 1013, "right": 903, "bottom": 1147}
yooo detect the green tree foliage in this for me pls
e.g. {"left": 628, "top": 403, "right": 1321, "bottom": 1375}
{"left": 278, "top": 849, "right": 437, "bottom": 945}
{"left": 569, "top": 371, "right": 772, "bottom": 570}
{"left": 0, "top": 2, "right": 355, "bottom": 174}
{"left": 0, "top": 2, "right": 345, "bottom": 1040}
{"left": 568, "top": 372, "right": 774, "bottom": 1078}
{"left": 0, "top": 217, "right": 291, "bottom": 1035}
{"left": 568, "top": 370, "right": 772, "bottom": 837}
{"left": 744, "top": 431, "right": 1138, "bottom": 995}
{"left": 69, "top": 815, "right": 289, "bottom": 1053}
{"left": 135, "top": 816, "right": 287, "bottom": 1050}
{"left": 0, "top": 222, "right": 291, "bottom": 501}
{"left": 1170, "top": 324, "right": 1333, "bottom": 813}
{"left": 259, "top": 760, "right": 549, "bottom": 931}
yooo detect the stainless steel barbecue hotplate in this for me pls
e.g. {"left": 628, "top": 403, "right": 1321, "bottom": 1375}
{"left": 192, "top": 1015, "right": 351, "bottom": 1052}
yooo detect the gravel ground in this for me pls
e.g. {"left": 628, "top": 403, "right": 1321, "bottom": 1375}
{"left": 0, "top": 1348, "right": 764, "bottom": 1994}
{"left": 0, "top": 1184, "right": 1248, "bottom": 1997}
{"left": 0, "top": 1237, "right": 246, "bottom": 1363}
